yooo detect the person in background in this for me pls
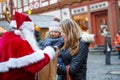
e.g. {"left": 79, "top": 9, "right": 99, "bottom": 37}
{"left": 100, "top": 20, "right": 108, "bottom": 36}
{"left": 57, "top": 19, "right": 94, "bottom": 80}
{"left": 0, "top": 11, "right": 57, "bottom": 80}
{"left": 104, "top": 32, "right": 112, "bottom": 65}
{"left": 115, "top": 30, "right": 120, "bottom": 59}
{"left": 38, "top": 17, "right": 64, "bottom": 80}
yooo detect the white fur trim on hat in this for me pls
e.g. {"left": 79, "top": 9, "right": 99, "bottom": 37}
{"left": 14, "top": 30, "right": 21, "bottom": 35}
{"left": 10, "top": 20, "right": 34, "bottom": 31}
{"left": 20, "top": 21, "right": 34, "bottom": 31}
{"left": 10, "top": 20, "right": 34, "bottom": 35}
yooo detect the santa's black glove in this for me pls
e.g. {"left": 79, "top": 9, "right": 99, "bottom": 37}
{"left": 52, "top": 46, "right": 58, "bottom": 51}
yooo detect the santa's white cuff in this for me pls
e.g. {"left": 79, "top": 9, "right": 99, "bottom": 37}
{"left": 43, "top": 46, "right": 55, "bottom": 60}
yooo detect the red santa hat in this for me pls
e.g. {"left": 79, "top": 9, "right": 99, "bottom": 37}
{"left": 10, "top": 11, "right": 34, "bottom": 35}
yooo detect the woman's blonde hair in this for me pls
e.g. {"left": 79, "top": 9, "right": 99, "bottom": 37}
{"left": 79, "top": 24, "right": 88, "bottom": 32}
{"left": 60, "top": 19, "right": 81, "bottom": 55}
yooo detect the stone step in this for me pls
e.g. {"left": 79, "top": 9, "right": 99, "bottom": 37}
{"left": 89, "top": 47, "right": 117, "bottom": 55}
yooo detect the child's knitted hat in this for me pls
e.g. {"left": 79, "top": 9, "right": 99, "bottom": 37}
{"left": 49, "top": 17, "right": 61, "bottom": 32}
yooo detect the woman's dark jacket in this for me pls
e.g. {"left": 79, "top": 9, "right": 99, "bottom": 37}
{"left": 57, "top": 40, "right": 90, "bottom": 80}
{"left": 104, "top": 36, "right": 112, "bottom": 53}
{"left": 57, "top": 32, "right": 94, "bottom": 80}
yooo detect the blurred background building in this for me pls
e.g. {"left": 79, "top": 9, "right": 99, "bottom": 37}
{"left": 0, "top": 0, "right": 120, "bottom": 48}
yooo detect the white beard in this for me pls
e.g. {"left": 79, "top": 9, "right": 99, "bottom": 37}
{"left": 20, "top": 28, "right": 40, "bottom": 51}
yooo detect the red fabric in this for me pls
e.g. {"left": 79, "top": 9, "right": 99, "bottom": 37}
{"left": 0, "top": 32, "right": 50, "bottom": 80}
{"left": 0, "top": 32, "right": 33, "bottom": 62}
{"left": 0, "top": 54, "right": 50, "bottom": 80}
{"left": 13, "top": 11, "right": 32, "bottom": 29}
{"left": 115, "top": 35, "right": 120, "bottom": 44}
{"left": 115, "top": 35, "right": 120, "bottom": 50}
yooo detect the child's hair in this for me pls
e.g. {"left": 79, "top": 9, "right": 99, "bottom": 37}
{"left": 53, "top": 17, "right": 60, "bottom": 22}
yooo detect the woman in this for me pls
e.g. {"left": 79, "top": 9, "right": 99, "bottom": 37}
{"left": 57, "top": 19, "right": 94, "bottom": 80}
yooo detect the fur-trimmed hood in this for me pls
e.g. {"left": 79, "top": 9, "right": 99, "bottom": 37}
{"left": 81, "top": 32, "right": 94, "bottom": 43}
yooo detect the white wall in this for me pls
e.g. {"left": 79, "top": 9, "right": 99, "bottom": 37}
{"left": 39, "top": 8, "right": 71, "bottom": 20}
{"left": 40, "top": 9, "right": 61, "bottom": 19}
{"left": 61, "top": 8, "right": 71, "bottom": 20}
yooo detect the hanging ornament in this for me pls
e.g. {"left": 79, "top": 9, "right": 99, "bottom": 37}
{"left": 28, "top": 9, "right": 32, "bottom": 15}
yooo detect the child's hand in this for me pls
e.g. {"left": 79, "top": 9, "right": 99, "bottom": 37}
{"left": 55, "top": 38, "right": 64, "bottom": 49}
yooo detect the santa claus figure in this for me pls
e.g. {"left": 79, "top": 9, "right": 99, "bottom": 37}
{"left": 0, "top": 11, "right": 56, "bottom": 80}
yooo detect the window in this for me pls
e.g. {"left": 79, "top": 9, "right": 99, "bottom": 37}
{"left": 29, "top": 0, "right": 33, "bottom": 3}
{"left": 73, "top": 14, "right": 88, "bottom": 27}
{"left": 18, "top": 0, "right": 22, "bottom": 8}
{"left": 23, "top": 0, "right": 28, "bottom": 6}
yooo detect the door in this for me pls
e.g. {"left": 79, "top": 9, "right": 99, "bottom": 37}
{"left": 92, "top": 10, "right": 108, "bottom": 46}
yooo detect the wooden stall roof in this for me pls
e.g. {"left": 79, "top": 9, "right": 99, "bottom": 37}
{"left": 29, "top": 15, "right": 54, "bottom": 28}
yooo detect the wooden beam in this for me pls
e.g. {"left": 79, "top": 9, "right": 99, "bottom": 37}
{"left": 25, "top": 0, "right": 84, "bottom": 14}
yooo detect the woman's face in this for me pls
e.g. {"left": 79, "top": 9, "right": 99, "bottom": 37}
{"left": 61, "top": 32, "right": 65, "bottom": 38}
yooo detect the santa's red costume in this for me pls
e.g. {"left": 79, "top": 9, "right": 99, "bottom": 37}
{"left": 0, "top": 11, "right": 56, "bottom": 80}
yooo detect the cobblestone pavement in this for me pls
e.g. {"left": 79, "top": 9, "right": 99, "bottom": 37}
{"left": 87, "top": 52, "right": 120, "bottom": 80}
